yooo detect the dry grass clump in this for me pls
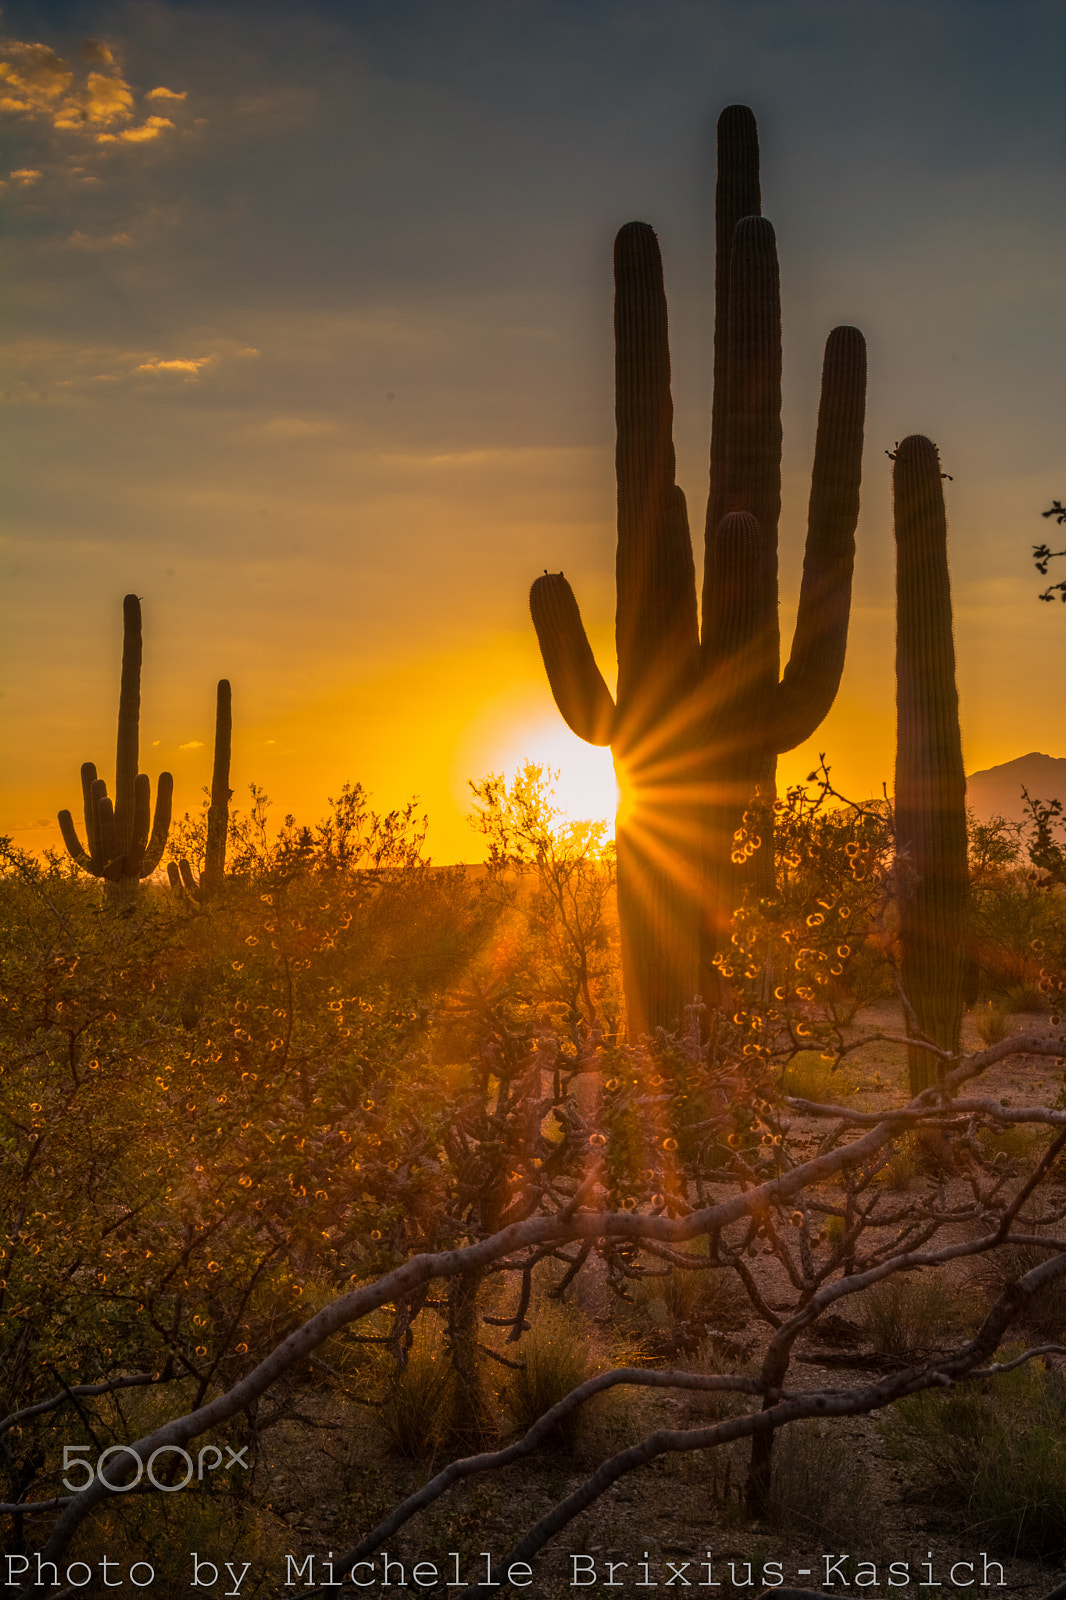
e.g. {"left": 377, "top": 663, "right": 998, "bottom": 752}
{"left": 504, "top": 1303, "right": 595, "bottom": 1451}
{"left": 972, "top": 998, "right": 1012, "bottom": 1045}
{"left": 375, "top": 1320, "right": 452, "bottom": 1458}
{"left": 767, "top": 1421, "right": 880, "bottom": 1546}
{"left": 854, "top": 1272, "right": 976, "bottom": 1355}
{"left": 781, "top": 1050, "right": 860, "bottom": 1103}
{"left": 967, "top": 1235, "right": 1066, "bottom": 1344}
{"left": 881, "top": 1359, "right": 1066, "bottom": 1557}
{"left": 977, "top": 1121, "right": 1048, "bottom": 1166}
{"left": 1003, "top": 982, "right": 1047, "bottom": 1015}
{"left": 629, "top": 1257, "right": 746, "bottom": 1337}
{"left": 877, "top": 1132, "right": 919, "bottom": 1191}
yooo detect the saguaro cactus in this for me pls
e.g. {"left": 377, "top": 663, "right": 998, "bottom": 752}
{"left": 168, "top": 680, "right": 232, "bottom": 902}
{"left": 58, "top": 594, "right": 173, "bottom": 898}
{"left": 893, "top": 436, "right": 970, "bottom": 1094}
{"left": 530, "top": 106, "right": 866, "bottom": 1036}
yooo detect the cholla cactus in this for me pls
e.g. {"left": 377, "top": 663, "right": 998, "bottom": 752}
{"left": 58, "top": 594, "right": 173, "bottom": 898}
{"left": 892, "top": 436, "right": 970, "bottom": 1093}
{"left": 530, "top": 107, "right": 866, "bottom": 1035}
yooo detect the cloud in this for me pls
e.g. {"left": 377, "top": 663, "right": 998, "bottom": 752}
{"left": 9, "top": 167, "right": 40, "bottom": 184}
{"left": 96, "top": 114, "right": 175, "bottom": 145}
{"left": 65, "top": 229, "right": 131, "bottom": 248}
{"left": 0, "top": 40, "right": 73, "bottom": 115}
{"left": 80, "top": 39, "right": 115, "bottom": 68}
{"left": 178, "top": 740, "right": 204, "bottom": 750}
{"left": 254, "top": 416, "right": 339, "bottom": 440}
{"left": 3, "top": 337, "right": 258, "bottom": 395}
{"left": 0, "top": 34, "right": 185, "bottom": 150}
{"left": 135, "top": 356, "right": 213, "bottom": 377}
{"left": 53, "top": 70, "right": 134, "bottom": 129}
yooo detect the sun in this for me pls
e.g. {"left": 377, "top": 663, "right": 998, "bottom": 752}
{"left": 491, "top": 718, "right": 619, "bottom": 833}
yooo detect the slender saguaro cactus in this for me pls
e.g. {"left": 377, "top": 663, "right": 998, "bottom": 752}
{"left": 202, "top": 678, "right": 232, "bottom": 895}
{"left": 530, "top": 106, "right": 866, "bottom": 1036}
{"left": 58, "top": 594, "right": 173, "bottom": 899}
{"left": 893, "top": 436, "right": 970, "bottom": 1094}
{"left": 167, "top": 680, "right": 232, "bottom": 902}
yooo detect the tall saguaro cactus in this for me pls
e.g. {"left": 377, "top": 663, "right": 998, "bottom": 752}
{"left": 58, "top": 594, "right": 173, "bottom": 899}
{"left": 168, "top": 680, "right": 232, "bottom": 902}
{"left": 530, "top": 106, "right": 866, "bottom": 1036}
{"left": 893, "top": 436, "right": 970, "bottom": 1094}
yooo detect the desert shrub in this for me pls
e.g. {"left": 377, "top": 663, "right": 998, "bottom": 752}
{"left": 969, "top": 848, "right": 1060, "bottom": 1003}
{"left": 629, "top": 1257, "right": 745, "bottom": 1341}
{"left": 781, "top": 1050, "right": 860, "bottom": 1103}
{"left": 374, "top": 1320, "right": 453, "bottom": 1459}
{"left": 467, "top": 763, "right": 620, "bottom": 1029}
{"left": 968, "top": 1239, "right": 1066, "bottom": 1344}
{"left": 504, "top": 1304, "right": 594, "bottom": 1450}
{"left": 74, "top": 1474, "right": 287, "bottom": 1592}
{"left": 972, "top": 998, "right": 1012, "bottom": 1045}
{"left": 1004, "top": 981, "right": 1048, "bottom": 1015}
{"left": 977, "top": 1121, "right": 1047, "bottom": 1167}
{"left": 824, "top": 1213, "right": 847, "bottom": 1244}
{"left": 879, "top": 1134, "right": 919, "bottom": 1191}
{"left": 855, "top": 1273, "right": 975, "bottom": 1355}
{"left": 767, "top": 1420, "right": 879, "bottom": 1546}
{"left": 881, "top": 1360, "right": 1066, "bottom": 1557}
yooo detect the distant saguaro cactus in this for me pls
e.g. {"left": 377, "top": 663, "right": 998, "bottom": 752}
{"left": 167, "top": 680, "right": 232, "bottom": 903}
{"left": 58, "top": 594, "right": 173, "bottom": 899}
{"left": 530, "top": 106, "right": 866, "bottom": 1036}
{"left": 893, "top": 436, "right": 970, "bottom": 1094}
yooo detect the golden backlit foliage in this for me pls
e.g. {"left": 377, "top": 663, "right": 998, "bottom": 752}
{"left": 2, "top": 768, "right": 1064, "bottom": 1578}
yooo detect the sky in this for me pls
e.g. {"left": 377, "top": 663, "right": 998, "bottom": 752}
{"left": 1, "top": 0, "right": 1063, "bottom": 863}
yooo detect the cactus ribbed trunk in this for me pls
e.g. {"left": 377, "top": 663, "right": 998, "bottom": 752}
{"left": 58, "top": 595, "right": 173, "bottom": 898}
{"left": 167, "top": 679, "right": 232, "bottom": 904}
{"left": 893, "top": 436, "right": 970, "bottom": 1095}
{"left": 530, "top": 106, "right": 866, "bottom": 1037}
{"left": 202, "top": 679, "right": 232, "bottom": 897}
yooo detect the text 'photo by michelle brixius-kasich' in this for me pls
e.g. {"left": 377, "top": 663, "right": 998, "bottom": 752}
{"left": 1, "top": 3, "right": 1065, "bottom": 1598}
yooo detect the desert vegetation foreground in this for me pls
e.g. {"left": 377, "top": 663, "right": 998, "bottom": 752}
{"left": 2, "top": 763, "right": 1065, "bottom": 1598}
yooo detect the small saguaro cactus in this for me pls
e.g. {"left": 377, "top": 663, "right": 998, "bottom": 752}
{"left": 530, "top": 106, "right": 866, "bottom": 1037}
{"left": 58, "top": 594, "right": 173, "bottom": 898}
{"left": 167, "top": 680, "right": 232, "bottom": 902}
{"left": 893, "top": 435, "right": 970, "bottom": 1095}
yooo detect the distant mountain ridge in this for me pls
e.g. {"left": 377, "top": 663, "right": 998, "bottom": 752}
{"left": 965, "top": 752, "right": 1066, "bottom": 824}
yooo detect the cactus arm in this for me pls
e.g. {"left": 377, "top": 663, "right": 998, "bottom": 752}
{"left": 129, "top": 772, "right": 152, "bottom": 872}
{"left": 707, "top": 104, "right": 761, "bottom": 549}
{"left": 95, "top": 796, "right": 119, "bottom": 879}
{"left": 140, "top": 772, "right": 174, "bottom": 877}
{"left": 166, "top": 861, "right": 183, "bottom": 891}
{"left": 57, "top": 810, "right": 93, "bottom": 871}
{"left": 202, "top": 680, "right": 232, "bottom": 894}
{"left": 893, "top": 435, "right": 970, "bottom": 1094}
{"left": 613, "top": 224, "right": 699, "bottom": 742}
{"left": 113, "top": 594, "right": 142, "bottom": 857}
{"left": 772, "top": 324, "right": 867, "bottom": 753}
{"left": 89, "top": 779, "right": 111, "bottom": 872}
{"left": 179, "top": 859, "right": 200, "bottom": 895}
{"left": 78, "top": 762, "right": 101, "bottom": 864}
{"left": 529, "top": 575, "right": 615, "bottom": 746}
